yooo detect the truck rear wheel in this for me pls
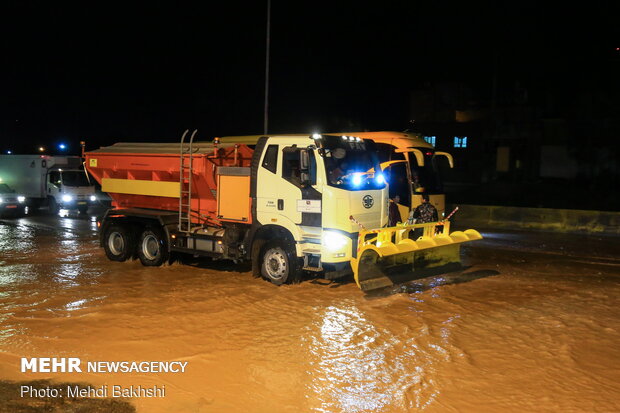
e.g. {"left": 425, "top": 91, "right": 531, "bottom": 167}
{"left": 138, "top": 228, "right": 169, "bottom": 266}
{"left": 103, "top": 224, "right": 134, "bottom": 262}
{"left": 260, "top": 240, "right": 301, "bottom": 285}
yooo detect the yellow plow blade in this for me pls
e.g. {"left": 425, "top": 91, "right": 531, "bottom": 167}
{"left": 351, "top": 222, "right": 482, "bottom": 292}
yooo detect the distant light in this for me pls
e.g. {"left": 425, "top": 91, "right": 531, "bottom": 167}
{"left": 352, "top": 173, "right": 363, "bottom": 187}
{"left": 355, "top": 137, "right": 361, "bottom": 142}
{"left": 62, "top": 195, "right": 73, "bottom": 202}
{"left": 90, "top": 195, "right": 96, "bottom": 202}
{"left": 58, "top": 143, "right": 67, "bottom": 150}
{"left": 312, "top": 133, "right": 322, "bottom": 139}
{"left": 18, "top": 196, "right": 25, "bottom": 203}
{"left": 423, "top": 136, "right": 436, "bottom": 146}
{"left": 341, "top": 135, "right": 348, "bottom": 140}
{"left": 375, "top": 173, "right": 386, "bottom": 185}
{"left": 453, "top": 136, "right": 468, "bottom": 148}
{"left": 348, "top": 136, "right": 355, "bottom": 141}
{"left": 6, "top": 150, "right": 11, "bottom": 154}
{"left": 39, "top": 146, "right": 45, "bottom": 152}
{"left": 425, "top": 151, "right": 433, "bottom": 156}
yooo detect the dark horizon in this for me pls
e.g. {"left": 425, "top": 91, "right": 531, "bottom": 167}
{"left": 1, "top": 3, "right": 617, "bottom": 154}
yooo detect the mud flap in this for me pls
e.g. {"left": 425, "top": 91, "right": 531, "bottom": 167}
{"left": 350, "top": 224, "right": 482, "bottom": 292}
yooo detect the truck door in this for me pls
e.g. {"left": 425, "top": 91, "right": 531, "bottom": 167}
{"left": 383, "top": 162, "right": 411, "bottom": 221}
{"left": 48, "top": 171, "right": 61, "bottom": 199}
{"left": 256, "top": 144, "right": 320, "bottom": 226}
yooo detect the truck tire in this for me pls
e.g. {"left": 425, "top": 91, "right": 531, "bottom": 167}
{"left": 103, "top": 224, "right": 134, "bottom": 262}
{"left": 48, "top": 197, "right": 59, "bottom": 215}
{"left": 260, "top": 240, "right": 301, "bottom": 285}
{"left": 138, "top": 227, "right": 169, "bottom": 266}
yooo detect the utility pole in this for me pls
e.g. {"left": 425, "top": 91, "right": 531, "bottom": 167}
{"left": 263, "top": 0, "right": 271, "bottom": 135}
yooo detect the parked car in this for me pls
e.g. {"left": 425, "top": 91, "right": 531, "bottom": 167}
{"left": 0, "top": 183, "right": 26, "bottom": 217}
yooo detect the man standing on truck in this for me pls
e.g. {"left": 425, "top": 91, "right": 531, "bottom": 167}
{"left": 388, "top": 195, "right": 402, "bottom": 226}
{"left": 409, "top": 194, "right": 438, "bottom": 224}
{"left": 408, "top": 194, "right": 439, "bottom": 239}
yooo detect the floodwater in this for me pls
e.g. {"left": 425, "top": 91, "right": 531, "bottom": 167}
{"left": 1, "top": 210, "right": 619, "bottom": 412}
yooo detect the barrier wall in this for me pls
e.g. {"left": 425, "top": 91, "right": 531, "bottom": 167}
{"left": 450, "top": 204, "right": 620, "bottom": 235}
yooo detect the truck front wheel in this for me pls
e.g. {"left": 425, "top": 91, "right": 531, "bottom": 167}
{"left": 138, "top": 228, "right": 169, "bottom": 266}
{"left": 103, "top": 224, "right": 134, "bottom": 262}
{"left": 48, "top": 197, "right": 59, "bottom": 215}
{"left": 260, "top": 240, "right": 301, "bottom": 285}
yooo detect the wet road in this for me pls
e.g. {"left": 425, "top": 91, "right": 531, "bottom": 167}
{"left": 1, "top": 210, "right": 619, "bottom": 412}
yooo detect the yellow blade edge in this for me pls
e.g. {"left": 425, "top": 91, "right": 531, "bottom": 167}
{"left": 353, "top": 228, "right": 482, "bottom": 292}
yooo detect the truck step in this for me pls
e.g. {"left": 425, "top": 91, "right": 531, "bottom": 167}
{"left": 301, "top": 248, "right": 321, "bottom": 254}
{"left": 302, "top": 266, "right": 323, "bottom": 272}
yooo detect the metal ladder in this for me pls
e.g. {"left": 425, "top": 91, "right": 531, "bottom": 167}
{"left": 178, "top": 129, "right": 197, "bottom": 233}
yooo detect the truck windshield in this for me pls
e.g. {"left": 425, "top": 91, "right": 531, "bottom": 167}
{"left": 319, "top": 135, "right": 385, "bottom": 190}
{"left": 61, "top": 171, "right": 91, "bottom": 187}
{"left": 409, "top": 148, "right": 443, "bottom": 194}
{"left": 0, "top": 184, "right": 14, "bottom": 194}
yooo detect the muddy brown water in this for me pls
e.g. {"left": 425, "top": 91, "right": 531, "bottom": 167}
{"left": 1, "top": 212, "right": 619, "bottom": 412}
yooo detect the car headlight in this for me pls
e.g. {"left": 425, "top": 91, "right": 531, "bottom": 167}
{"left": 0, "top": 198, "right": 3, "bottom": 204}
{"left": 323, "top": 231, "right": 349, "bottom": 251}
{"left": 17, "top": 196, "right": 25, "bottom": 203}
{"left": 90, "top": 195, "right": 97, "bottom": 202}
{"left": 62, "top": 195, "right": 73, "bottom": 202}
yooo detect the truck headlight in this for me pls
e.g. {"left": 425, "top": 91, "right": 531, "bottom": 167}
{"left": 323, "top": 231, "right": 348, "bottom": 251}
{"left": 17, "top": 196, "right": 25, "bottom": 203}
{"left": 90, "top": 195, "right": 97, "bottom": 202}
{"left": 352, "top": 173, "right": 363, "bottom": 187}
{"left": 62, "top": 195, "right": 73, "bottom": 202}
{"left": 375, "top": 172, "right": 386, "bottom": 185}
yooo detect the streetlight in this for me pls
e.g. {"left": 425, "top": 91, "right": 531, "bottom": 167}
{"left": 39, "top": 146, "right": 45, "bottom": 152}
{"left": 58, "top": 143, "right": 67, "bottom": 151}
{"left": 264, "top": 0, "right": 271, "bottom": 135}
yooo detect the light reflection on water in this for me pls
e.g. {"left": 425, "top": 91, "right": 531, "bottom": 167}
{"left": 53, "top": 263, "right": 83, "bottom": 287}
{"left": 307, "top": 304, "right": 448, "bottom": 412}
{"left": 2, "top": 217, "right": 620, "bottom": 412}
{"left": 0, "top": 224, "right": 36, "bottom": 257}
{"left": 0, "top": 263, "right": 38, "bottom": 286}
{"left": 64, "top": 298, "right": 88, "bottom": 311}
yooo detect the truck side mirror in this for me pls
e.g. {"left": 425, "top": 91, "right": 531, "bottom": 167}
{"left": 300, "top": 171, "right": 310, "bottom": 186}
{"left": 299, "top": 149, "right": 310, "bottom": 186}
{"left": 300, "top": 149, "right": 309, "bottom": 171}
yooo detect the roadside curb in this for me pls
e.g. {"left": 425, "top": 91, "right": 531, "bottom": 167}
{"left": 449, "top": 204, "right": 620, "bottom": 235}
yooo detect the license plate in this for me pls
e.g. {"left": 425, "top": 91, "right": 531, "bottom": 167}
{"left": 6, "top": 205, "right": 17, "bottom": 209}
{"left": 78, "top": 201, "right": 87, "bottom": 205}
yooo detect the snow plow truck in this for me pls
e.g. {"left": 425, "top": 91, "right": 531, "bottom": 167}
{"left": 85, "top": 131, "right": 481, "bottom": 292}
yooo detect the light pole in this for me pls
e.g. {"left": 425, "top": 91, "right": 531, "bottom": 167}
{"left": 264, "top": 0, "right": 271, "bottom": 135}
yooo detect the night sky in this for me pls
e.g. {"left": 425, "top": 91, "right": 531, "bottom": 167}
{"left": 0, "top": 2, "right": 616, "bottom": 154}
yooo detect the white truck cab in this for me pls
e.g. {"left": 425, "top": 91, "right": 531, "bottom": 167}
{"left": 46, "top": 168, "right": 97, "bottom": 213}
{"left": 0, "top": 155, "right": 96, "bottom": 213}
{"left": 254, "top": 134, "right": 389, "bottom": 279}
